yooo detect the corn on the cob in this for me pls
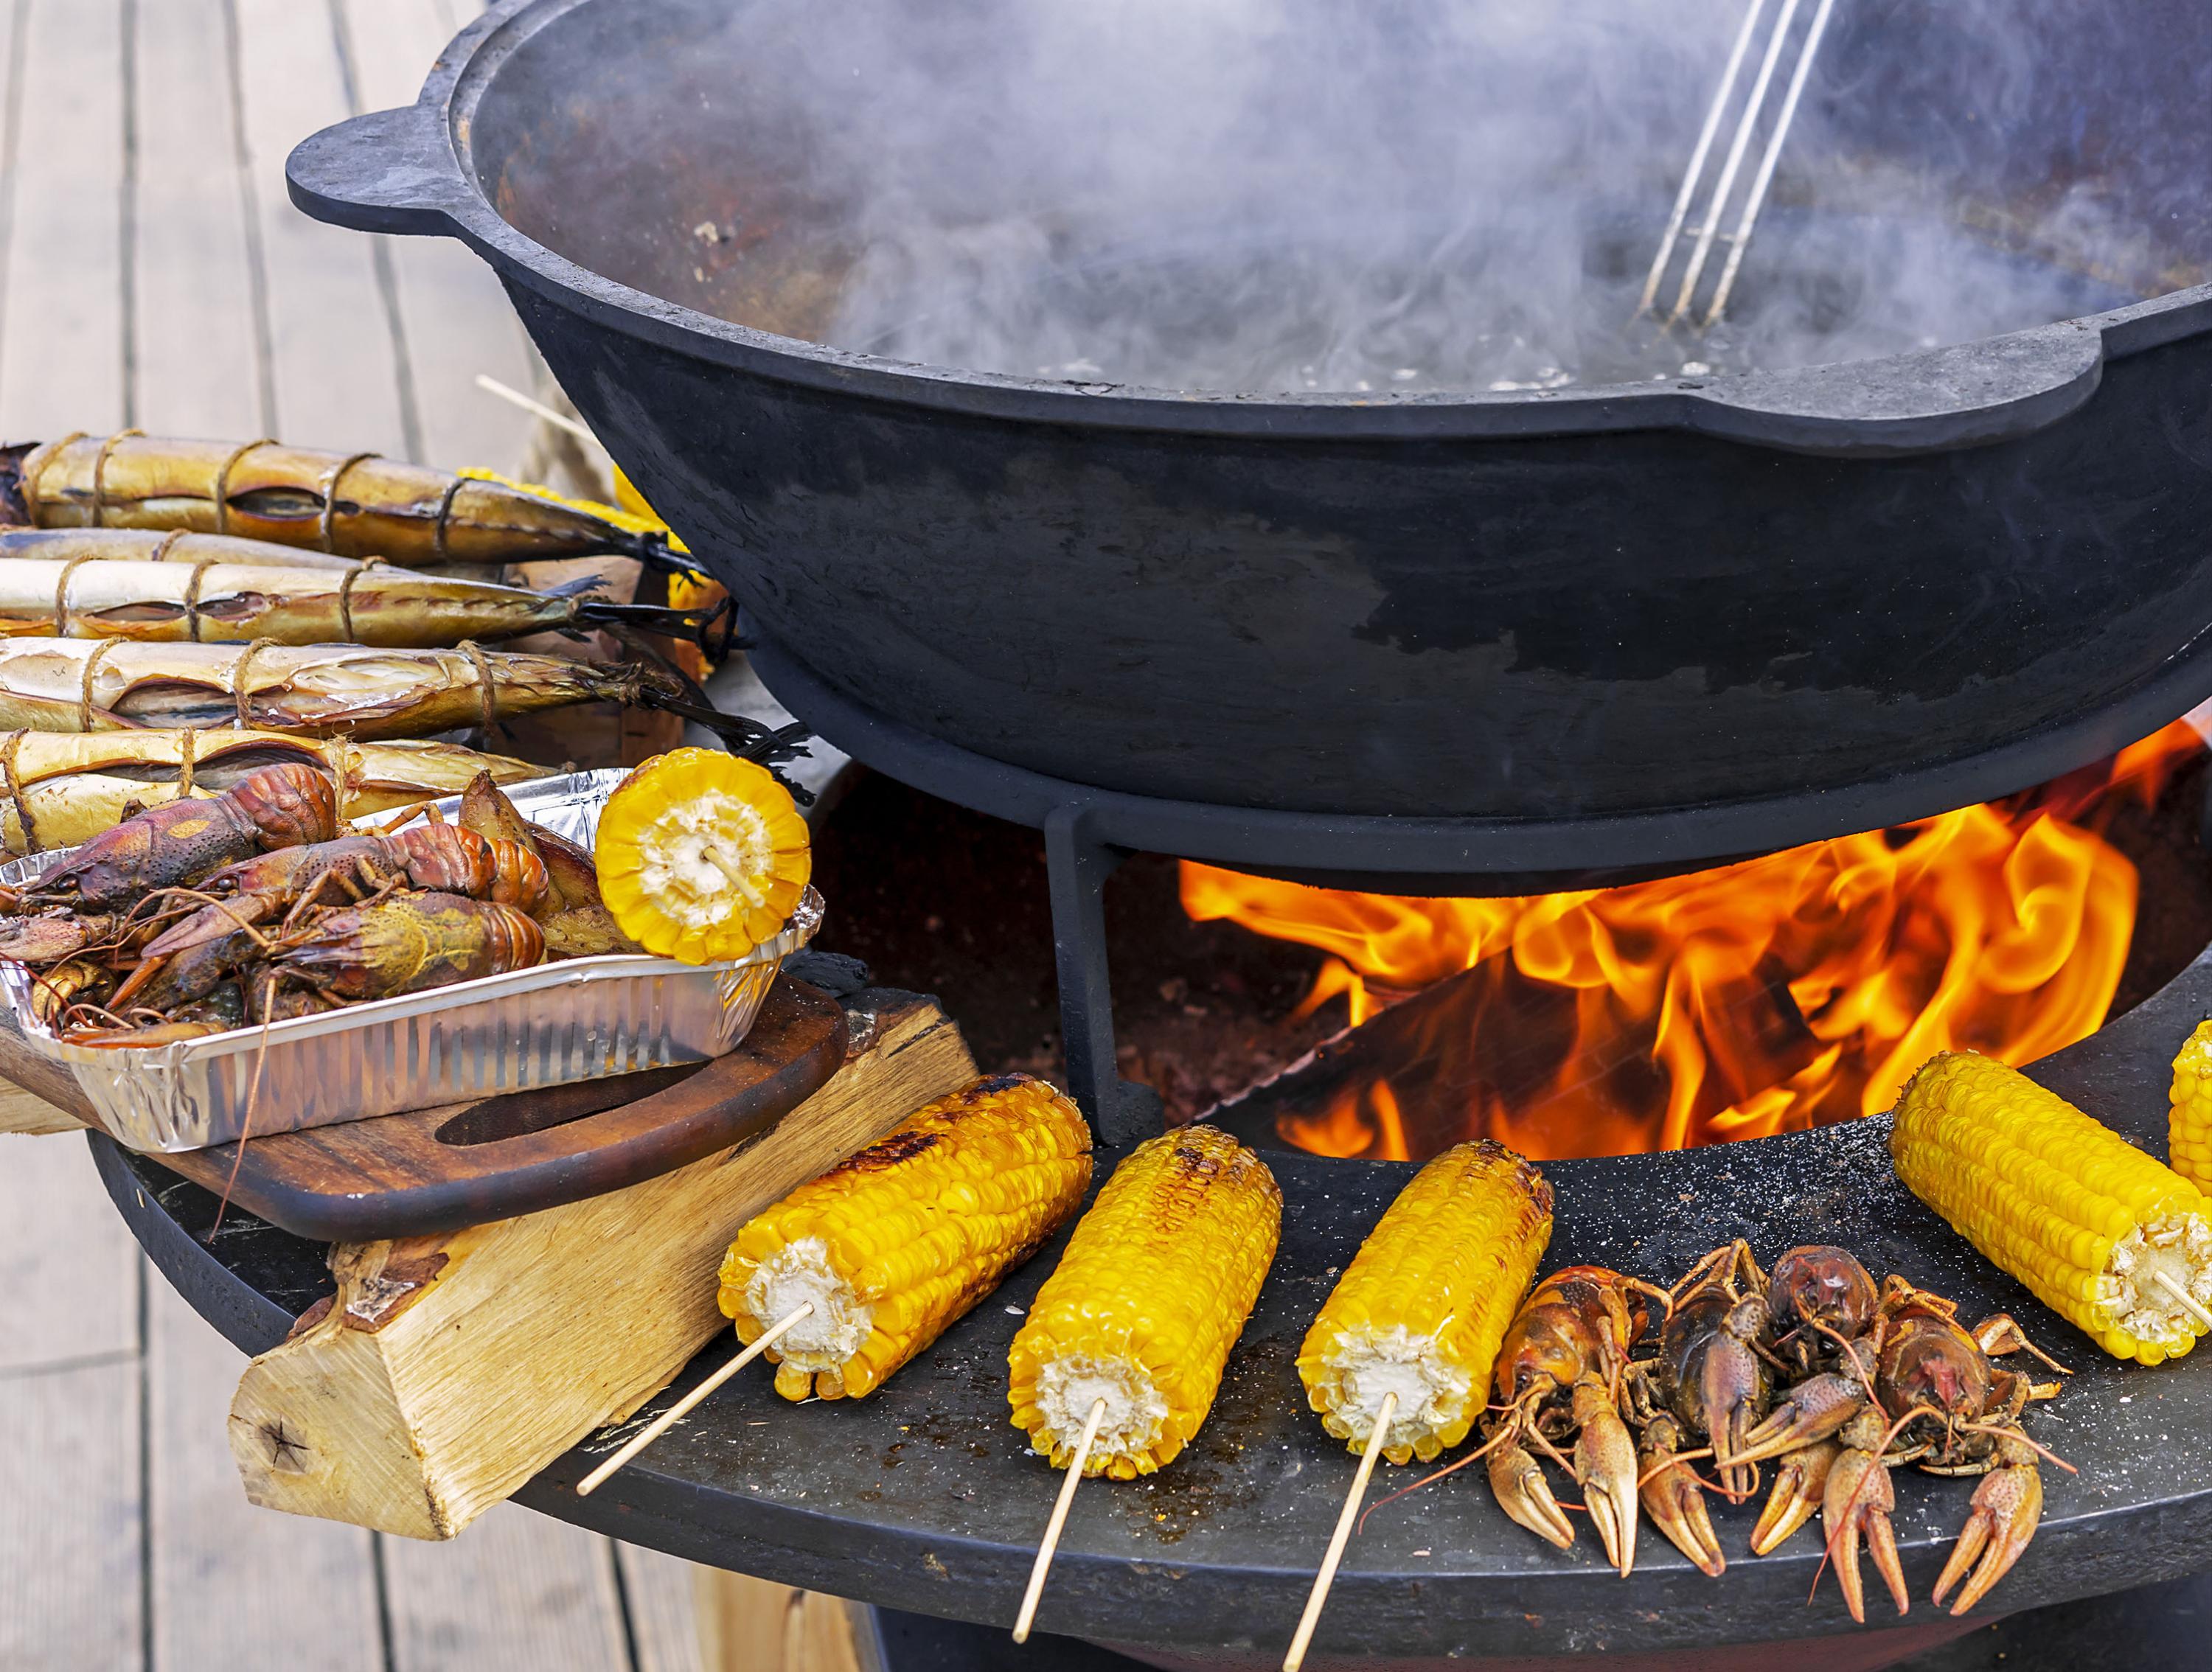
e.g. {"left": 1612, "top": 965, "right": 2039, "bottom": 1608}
{"left": 1892, "top": 1051, "right": 2212, "bottom": 1365}
{"left": 719, "top": 1075, "right": 1093, "bottom": 1401}
{"left": 594, "top": 748, "right": 811, "bottom": 964}
{"left": 2168, "top": 1021, "right": 2212, "bottom": 1195}
{"left": 1296, "top": 1140, "right": 1553, "bottom": 1465}
{"left": 1008, "top": 1125, "right": 1281, "bottom": 1480}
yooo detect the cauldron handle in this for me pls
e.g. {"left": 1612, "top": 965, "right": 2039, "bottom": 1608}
{"left": 286, "top": 103, "right": 472, "bottom": 241}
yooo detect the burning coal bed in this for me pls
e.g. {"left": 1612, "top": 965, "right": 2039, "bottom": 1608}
{"left": 811, "top": 720, "right": 2212, "bottom": 1163}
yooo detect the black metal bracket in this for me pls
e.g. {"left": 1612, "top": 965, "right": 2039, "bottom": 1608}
{"left": 1043, "top": 804, "right": 1166, "bottom": 1145}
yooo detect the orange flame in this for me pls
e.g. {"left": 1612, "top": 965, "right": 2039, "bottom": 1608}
{"left": 1182, "top": 722, "right": 2205, "bottom": 1161}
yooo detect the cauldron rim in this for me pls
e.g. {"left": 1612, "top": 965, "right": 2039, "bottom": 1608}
{"left": 288, "top": 0, "right": 2212, "bottom": 459}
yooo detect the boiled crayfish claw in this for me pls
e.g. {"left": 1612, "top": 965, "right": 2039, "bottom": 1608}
{"left": 1570, "top": 1379, "right": 1641, "bottom": 1576}
{"left": 1637, "top": 1410, "right": 1722, "bottom": 1575}
{"left": 1701, "top": 1297, "right": 1770, "bottom": 1500}
{"left": 1822, "top": 1413, "right": 1909, "bottom": 1623}
{"left": 1731, "top": 1368, "right": 1865, "bottom": 1471}
{"left": 1487, "top": 1435, "right": 1574, "bottom": 1553}
{"left": 1748, "top": 1437, "right": 1838, "bottom": 1556}
{"left": 1931, "top": 1437, "right": 2043, "bottom": 1616}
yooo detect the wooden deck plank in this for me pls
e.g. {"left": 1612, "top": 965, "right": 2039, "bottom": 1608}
{"left": 335, "top": 0, "right": 536, "bottom": 471}
{"left": 0, "top": 1136, "right": 142, "bottom": 1369}
{"left": 148, "top": 1278, "right": 387, "bottom": 1672}
{"left": 232, "top": 0, "right": 407, "bottom": 453}
{"left": 133, "top": 0, "right": 266, "bottom": 437}
{"left": 616, "top": 1545, "right": 709, "bottom": 1672}
{"left": 380, "top": 1503, "right": 635, "bottom": 1672}
{"left": 0, "top": 1358, "right": 145, "bottom": 1672}
{"left": 0, "top": 0, "right": 126, "bottom": 437}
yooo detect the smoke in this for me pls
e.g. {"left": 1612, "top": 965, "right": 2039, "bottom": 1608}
{"left": 625, "top": 0, "right": 2209, "bottom": 394}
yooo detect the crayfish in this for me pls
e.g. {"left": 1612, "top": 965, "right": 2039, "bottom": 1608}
{"left": 1372, "top": 1266, "right": 1668, "bottom": 1575}
{"left": 0, "top": 765, "right": 568, "bottom": 1045}
{"left": 1691, "top": 1248, "right": 2071, "bottom": 1620}
{"left": 1, "top": 762, "right": 336, "bottom": 913}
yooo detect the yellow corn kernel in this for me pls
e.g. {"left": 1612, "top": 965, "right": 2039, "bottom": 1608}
{"left": 2169, "top": 1021, "right": 2212, "bottom": 1195}
{"left": 1008, "top": 1125, "right": 1281, "bottom": 1479}
{"left": 1892, "top": 1051, "right": 2212, "bottom": 1365}
{"left": 718, "top": 1075, "right": 1093, "bottom": 1401}
{"left": 1297, "top": 1140, "right": 1553, "bottom": 1465}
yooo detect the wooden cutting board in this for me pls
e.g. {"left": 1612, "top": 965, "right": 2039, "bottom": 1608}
{"left": 156, "top": 980, "right": 846, "bottom": 1241}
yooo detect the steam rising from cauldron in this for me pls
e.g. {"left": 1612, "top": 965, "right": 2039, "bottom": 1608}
{"left": 621, "top": 0, "right": 2210, "bottom": 394}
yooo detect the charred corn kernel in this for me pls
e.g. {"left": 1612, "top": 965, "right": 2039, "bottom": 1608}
{"left": 2169, "top": 1022, "right": 2212, "bottom": 1194}
{"left": 718, "top": 1075, "right": 1093, "bottom": 1401}
{"left": 594, "top": 748, "right": 810, "bottom": 962}
{"left": 1296, "top": 1141, "right": 1553, "bottom": 1466}
{"left": 1008, "top": 1126, "right": 1281, "bottom": 1479}
{"left": 1892, "top": 1051, "right": 2212, "bottom": 1365}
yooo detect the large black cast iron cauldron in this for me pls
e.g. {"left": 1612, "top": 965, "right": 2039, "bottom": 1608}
{"left": 288, "top": 0, "right": 2212, "bottom": 875}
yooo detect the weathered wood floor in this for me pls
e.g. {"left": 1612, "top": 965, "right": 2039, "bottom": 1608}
{"left": 0, "top": 3, "right": 709, "bottom": 1667}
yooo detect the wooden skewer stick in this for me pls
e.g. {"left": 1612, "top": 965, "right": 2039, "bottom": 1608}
{"left": 2152, "top": 1268, "right": 2212, "bottom": 1331}
{"left": 1012, "top": 1396, "right": 1110, "bottom": 1645}
{"left": 575, "top": 1302, "right": 815, "bottom": 1496}
{"left": 475, "top": 373, "right": 598, "bottom": 444}
{"left": 1282, "top": 1390, "right": 1398, "bottom": 1672}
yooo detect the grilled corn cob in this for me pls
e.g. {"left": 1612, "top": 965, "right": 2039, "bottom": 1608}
{"left": 1008, "top": 1125, "right": 1281, "bottom": 1479}
{"left": 1297, "top": 1141, "right": 1553, "bottom": 1465}
{"left": 2168, "top": 1021, "right": 2212, "bottom": 1194}
{"left": 719, "top": 1076, "right": 1093, "bottom": 1401}
{"left": 1892, "top": 1051, "right": 2212, "bottom": 1365}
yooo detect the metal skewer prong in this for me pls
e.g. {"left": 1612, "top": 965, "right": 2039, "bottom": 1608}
{"left": 1013, "top": 1395, "right": 1110, "bottom": 1644}
{"left": 575, "top": 1301, "right": 815, "bottom": 1496}
{"left": 1637, "top": 0, "right": 1840, "bottom": 333}
{"left": 1283, "top": 1390, "right": 1399, "bottom": 1672}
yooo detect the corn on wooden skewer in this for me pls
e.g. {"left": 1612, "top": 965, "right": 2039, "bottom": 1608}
{"left": 576, "top": 1077, "right": 1091, "bottom": 1491}
{"left": 1012, "top": 1395, "right": 1108, "bottom": 1645}
{"left": 1296, "top": 1140, "right": 1554, "bottom": 1466}
{"left": 1893, "top": 1051, "right": 2212, "bottom": 1365}
{"left": 1283, "top": 1141, "right": 1551, "bottom": 1667}
{"left": 1282, "top": 1390, "right": 1397, "bottom": 1672}
{"left": 717, "top": 1074, "right": 1093, "bottom": 1400}
{"left": 574, "top": 1303, "right": 817, "bottom": 1496}
{"left": 1007, "top": 1126, "right": 1281, "bottom": 1639}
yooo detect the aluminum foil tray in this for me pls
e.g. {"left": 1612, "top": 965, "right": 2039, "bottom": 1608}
{"left": 0, "top": 769, "right": 821, "bottom": 1152}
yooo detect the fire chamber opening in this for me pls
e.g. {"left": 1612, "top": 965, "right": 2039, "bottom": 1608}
{"left": 1183, "top": 722, "right": 2208, "bottom": 1160}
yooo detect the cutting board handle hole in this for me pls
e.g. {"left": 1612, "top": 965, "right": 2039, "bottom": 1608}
{"left": 434, "top": 1062, "right": 706, "bottom": 1146}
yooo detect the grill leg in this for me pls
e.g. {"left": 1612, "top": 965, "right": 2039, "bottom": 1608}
{"left": 1044, "top": 804, "right": 1165, "bottom": 1146}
